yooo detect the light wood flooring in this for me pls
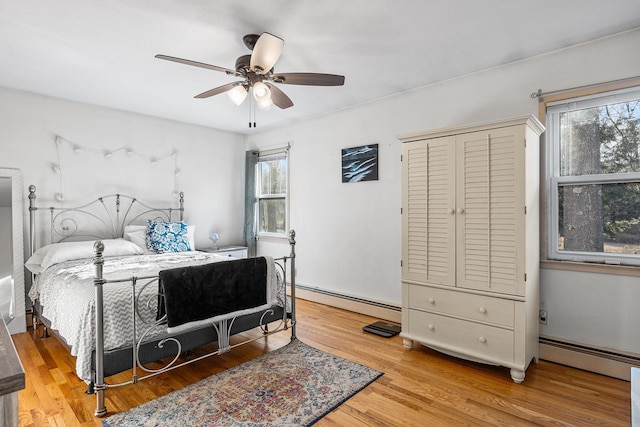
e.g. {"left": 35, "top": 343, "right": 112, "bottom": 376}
{"left": 13, "top": 298, "right": 631, "bottom": 426}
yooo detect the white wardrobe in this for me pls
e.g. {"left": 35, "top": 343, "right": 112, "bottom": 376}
{"left": 399, "top": 116, "right": 544, "bottom": 383}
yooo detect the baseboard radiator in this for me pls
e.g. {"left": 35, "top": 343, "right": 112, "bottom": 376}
{"left": 540, "top": 336, "right": 640, "bottom": 381}
{"left": 294, "top": 285, "right": 401, "bottom": 324}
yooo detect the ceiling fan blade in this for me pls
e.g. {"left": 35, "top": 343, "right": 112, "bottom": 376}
{"left": 265, "top": 83, "right": 294, "bottom": 109}
{"left": 249, "top": 33, "right": 284, "bottom": 74}
{"left": 155, "top": 54, "right": 238, "bottom": 76}
{"left": 271, "top": 72, "right": 345, "bottom": 86}
{"left": 194, "top": 82, "right": 239, "bottom": 99}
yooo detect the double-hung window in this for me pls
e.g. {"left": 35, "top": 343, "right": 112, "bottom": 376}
{"left": 256, "top": 149, "right": 288, "bottom": 237}
{"left": 546, "top": 85, "right": 640, "bottom": 265}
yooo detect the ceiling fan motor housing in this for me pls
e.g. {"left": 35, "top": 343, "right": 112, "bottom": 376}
{"left": 235, "top": 54, "right": 251, "bottom": 74}
{"left": 242, "top": 34, "right": 260, "bottom": 51}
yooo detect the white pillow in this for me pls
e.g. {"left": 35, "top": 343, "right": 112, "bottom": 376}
{"left": 124, "top": 225, "right": 148, "bottom": 251}
{"left": 25, "top": 247, "right": 49, "bottom": 274}
{"left": 187, "top": 225, "right": 196, "bottom": 251}
{"left": 124, "top": 224, "right": 196, "bottom": 251}
{"left": 25, "top": 239, "right": 144, "bottom": 274}
{"left": 124, "top": 225, "right": 147, "bottom": 234}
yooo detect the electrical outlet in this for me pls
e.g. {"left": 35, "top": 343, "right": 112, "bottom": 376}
{"left": 539, "top": 309, "right": 548, "bottom": 325}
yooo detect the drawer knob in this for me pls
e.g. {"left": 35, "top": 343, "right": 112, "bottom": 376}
{"left": 478, "top": 307, "right": 487, "bottom": 314}
{"left": 428, "top": 324, "right": 435, "bottom": 331}
{"left": 449, "top": 208, "right": 455, "bottom": 215}
{"left": 428, "top": 297, "right": 435, "bottom": 304}
{"left": 478, "top": 336, "right": 487, "bottom": 344}
{"left": 457, "top": 208, "right": 465, "bottom": 214}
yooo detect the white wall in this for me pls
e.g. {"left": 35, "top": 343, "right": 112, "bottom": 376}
{"left": 0, "top": 86, "right": 247, "bottom": 290}
{"left": 248, "top": 109, "right": 402, "bottom": 305}
{"left": 540, "top": 268, "right": 640, "bottom": 354}
{"left": 248, "top": 29, "right": 640, "bottom": 354}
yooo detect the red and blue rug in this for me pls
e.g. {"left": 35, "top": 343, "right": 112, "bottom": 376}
{"left": 102, "top": 339, "right": 383, "bottom": 426}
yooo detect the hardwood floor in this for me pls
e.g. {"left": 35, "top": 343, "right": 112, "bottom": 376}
{"left": 14, "top": 298, "right": 631, "bottom": 426}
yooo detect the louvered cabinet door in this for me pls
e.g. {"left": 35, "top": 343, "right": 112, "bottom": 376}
{"left": 402, "top": 137, "right": 456, "bottom": 286}
{"left": 455, "top": 126, "right": 526, "bottom": 296}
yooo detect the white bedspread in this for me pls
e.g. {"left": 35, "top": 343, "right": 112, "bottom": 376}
{"left": 28, "top": 251, "right": 279, "bottom": 382}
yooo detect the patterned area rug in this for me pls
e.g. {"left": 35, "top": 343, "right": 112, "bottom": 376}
{"left": 102, "top": 339, "right": 383, "bottom": 426}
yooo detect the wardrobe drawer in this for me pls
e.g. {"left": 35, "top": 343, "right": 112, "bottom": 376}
{"left": 407, "top": 284, "right": 515, "bottom": 327}
{"left": 407, "top": 309, "right": 515, "bottom": 363}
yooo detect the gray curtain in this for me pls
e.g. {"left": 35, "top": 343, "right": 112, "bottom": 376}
{"left": 244, "top": 150, "right": 259, "bottom": 257}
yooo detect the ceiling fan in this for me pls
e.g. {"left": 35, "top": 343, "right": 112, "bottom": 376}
{"left": 155, "top": 32, "right": 345, "bottom": 112}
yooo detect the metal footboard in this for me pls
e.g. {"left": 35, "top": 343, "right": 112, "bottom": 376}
{"left": 92, "top": 230, "right": 297, "bottom": 417}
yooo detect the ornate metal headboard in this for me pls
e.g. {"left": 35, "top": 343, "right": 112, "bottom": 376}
{"left": 28, "top": 185, "right": 184, "bottom": 255}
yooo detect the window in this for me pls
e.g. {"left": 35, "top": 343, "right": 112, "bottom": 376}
{"left": 547, "top": 86, "right": 640, "bottom": 265}
{"left": 256, "top": 149, "right": 288, "bottom": 237}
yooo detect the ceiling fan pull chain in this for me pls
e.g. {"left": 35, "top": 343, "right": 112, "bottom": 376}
{"left": 251, "top": 96, "right": 257, "bottom": 128}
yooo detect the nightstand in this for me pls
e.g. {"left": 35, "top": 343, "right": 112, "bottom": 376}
{"left": 199, "top": 245, "right": 248, "bottom": 259}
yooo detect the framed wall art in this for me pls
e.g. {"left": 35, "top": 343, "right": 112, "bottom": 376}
{"left": 341, "top": 144, "right": 378, "bottom": 183}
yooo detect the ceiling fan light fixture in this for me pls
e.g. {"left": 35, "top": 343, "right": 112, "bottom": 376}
{"left": 253, "top": 81, "right": 273, "bottom": 109}
{"left": 249, "top": 33, "right": 284, "bottom": 75}
{"left": 253, "top": 81, "right": 269, "bottom": 98}
{"left": 255, "top": 96, "right": 274, "bottom": 110}
{"left": 227, "top": 84, "right": 248, "bottom": 106}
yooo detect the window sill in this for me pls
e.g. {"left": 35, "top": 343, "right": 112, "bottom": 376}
{"left": 256, "top": 234, "right": 289, "bottom": 243}
{"left": 541, "top": 259, "right": 640, "bottom": 277}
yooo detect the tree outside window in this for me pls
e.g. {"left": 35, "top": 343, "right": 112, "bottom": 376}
{"left": 548, "top": 87, "right": 640, "bottom": 265}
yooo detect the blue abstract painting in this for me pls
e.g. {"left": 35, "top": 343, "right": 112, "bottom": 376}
{"left": 341, "top": 144, "right": 379, "bottom": 183}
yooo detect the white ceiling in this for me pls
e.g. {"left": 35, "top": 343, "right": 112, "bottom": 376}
{"left": 1, "top": 1, "right": 639, "bottom": 134}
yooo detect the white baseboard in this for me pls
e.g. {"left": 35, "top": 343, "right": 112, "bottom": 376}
{"left": 6, "top": 314, "right": 26, "bottom": 335}
{"left": 540, "top": 336, "right": 639, "bottom": 381}
{"left": 293, "top": 285, "right": 401, "bottom": 324}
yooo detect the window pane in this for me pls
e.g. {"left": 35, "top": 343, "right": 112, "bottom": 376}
{"left": 258, "top": 198, "right": 286, "bottom": 234}
{"left": 557, "top": 182, "right": 640, "bottom": 255}
{"left": 559, "top": 99, "right": 640, "bottom": 176}
{"left": 260, "top": 159, "right": 287, "bottom": 195}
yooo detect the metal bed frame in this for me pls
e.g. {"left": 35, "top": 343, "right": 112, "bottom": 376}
{"left": 27, "top": 185, "right": 297, "bottom": 416}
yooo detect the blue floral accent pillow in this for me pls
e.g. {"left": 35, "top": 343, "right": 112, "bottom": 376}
{"left": 146, "top": 220, "right": 191, "bottom": 253}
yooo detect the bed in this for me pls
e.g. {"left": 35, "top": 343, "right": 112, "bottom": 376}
{"left": 25, "top": 185, "right": 297, "bottom": 417}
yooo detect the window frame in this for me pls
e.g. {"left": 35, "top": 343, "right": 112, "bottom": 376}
{"left": 545, "top": 84, "right": 640, "bottom": 266}
{"left": 255, "top": 147, "right": 289, "bottom": 239}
